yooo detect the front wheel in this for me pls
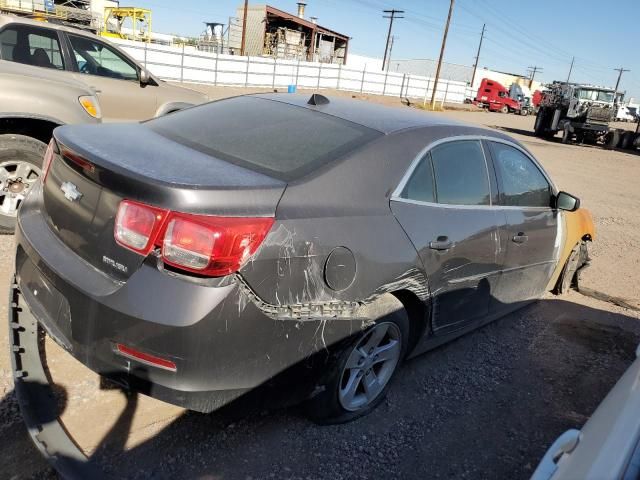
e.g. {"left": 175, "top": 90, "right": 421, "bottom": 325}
{"left": 307, "top": 294, "right": 409, "bottom": 424}
{"left": 0, "top": 134, "right": 45, "bottom": 234}
{"left": 604, "top": 129, "right": 621, "bottom": 150}
{"left": 500, "top": 105, "right": 509, "bottom": 114}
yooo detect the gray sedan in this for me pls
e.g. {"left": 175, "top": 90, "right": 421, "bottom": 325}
{"left": 12, "top": 94, "right": 594, "bottom": 428}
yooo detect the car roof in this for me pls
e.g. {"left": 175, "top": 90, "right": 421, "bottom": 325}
{"left": 253, "top": 93, "right": 479, "bottom": 134}
{"left": 0, "top": 14, "right": 100, "bottom": 39}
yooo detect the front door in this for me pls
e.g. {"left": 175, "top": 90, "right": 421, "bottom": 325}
{"left": 63, "top": 33, "right": 157, "bottom": 122}
{"left": 485, "top": 140, "right": 559, "bottom": 310}
{"left": 391, "top": 140, "right": 507, "bottom": 333}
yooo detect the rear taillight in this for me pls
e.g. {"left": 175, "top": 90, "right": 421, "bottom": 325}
{"left": 41, "top": 139, "right": 55, "bottom": 182}
{"left": 114, "top": 200, "right": 274, "bottom": 277}
{"left": 114, "top": 200, "right": 169, "bottom": 255}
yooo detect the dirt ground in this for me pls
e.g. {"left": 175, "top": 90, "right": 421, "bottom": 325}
{"left": 1, "top": 88, "right": 640, "bottom": 480}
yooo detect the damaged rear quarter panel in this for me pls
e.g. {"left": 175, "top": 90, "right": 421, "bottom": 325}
{"left": 238, "top": 130, "right": 441, "bottom": 320}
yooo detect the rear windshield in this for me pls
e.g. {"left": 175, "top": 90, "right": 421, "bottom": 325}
{"left": 147, "top": 96, "right": 381, "bottom": 181}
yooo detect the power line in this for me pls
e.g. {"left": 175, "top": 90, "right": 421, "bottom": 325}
{"left": 382, "top": 9, "right": 404, "bottom": 71}
{"left": 470, "top": 23, "right": 485, "bottom": 88}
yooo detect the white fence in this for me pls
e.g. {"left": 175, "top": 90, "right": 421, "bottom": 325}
{"left": 110, "top": 38, "right": 469, "bottom": 104}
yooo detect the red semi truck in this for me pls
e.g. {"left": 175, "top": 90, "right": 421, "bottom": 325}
{"left": 474, "top": 78, "right": 521, "bottom": 113}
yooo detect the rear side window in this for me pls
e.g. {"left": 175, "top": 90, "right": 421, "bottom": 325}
{"left": 489, "top": 142, "right": 551, "bottom": 207}
{"left": 0, "top": 25, "right": 64, "bottom": 70}
{"left": 147, "top": 97, "right": 381, "bottom": 181}
{"left": 431, "top": 141, "right": 490, "bottom": 206}
{"left": 400, "top": 154, "right": 435, "bottom": 203}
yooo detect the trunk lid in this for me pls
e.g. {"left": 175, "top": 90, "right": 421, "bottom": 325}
{"left": 44, "top": 124, "right": 286, "bottom": 281}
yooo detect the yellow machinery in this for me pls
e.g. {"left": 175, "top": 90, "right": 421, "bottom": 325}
{"left": 101, "top": 7, "right": 151, "bottom": 42}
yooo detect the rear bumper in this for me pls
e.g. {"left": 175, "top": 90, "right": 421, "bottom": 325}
{"left": 14, "top": 184, "right": 363, "bottom": 413}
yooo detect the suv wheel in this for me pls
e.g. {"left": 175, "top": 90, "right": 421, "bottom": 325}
{"left": 0, "top": 134, "right": 45, "bottom": 234}
{"left": 307, "top": 294, "right": 409, "bottom": 424}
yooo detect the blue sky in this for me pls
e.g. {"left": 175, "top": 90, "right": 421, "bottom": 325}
{"left": 135, "top": 0, "right": 640, "bottom": 98}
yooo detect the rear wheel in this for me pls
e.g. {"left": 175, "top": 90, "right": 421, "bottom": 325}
{"left": 0, "top": 134, "right": 45, "bottom": 234}
{"left": 307, "top": 294, "right": 409, "bottom": 424}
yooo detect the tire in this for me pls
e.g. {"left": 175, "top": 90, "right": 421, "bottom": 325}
{"left": 0, "top": 134, "right": 46, "bottom": 234}
{"left": 306, "top": 294, "right": 410, "bottom": 424}
{"left": 520, "top": 108, "right": 529, "bottom": 116}
{"left": 554, "top": 242, "right": 588, "bottom": 294}
{"left": 534, "top": 108, "right": 549, "bottom": 137}
{"left": 621, "top": 131, "right": 636, "bottom": 150}
{"left": 500, "top": 105, "right": 509, "bottom": 114}
{"left": 604, "top": 129, "right": 620, "bottom": 150}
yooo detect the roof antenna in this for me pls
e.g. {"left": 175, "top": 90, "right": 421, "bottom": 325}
{"left": 308, "top": 93, "right": 330, "bottom": 106}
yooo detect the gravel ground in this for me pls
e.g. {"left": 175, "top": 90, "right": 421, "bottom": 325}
{"left": 1, "top": 89, "right": 640, "bottom": 479}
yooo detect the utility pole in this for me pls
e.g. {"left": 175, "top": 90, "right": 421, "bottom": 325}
{"left": 382, "top": 9, "right": 404, "bottom": 71}
{"left": 614, "top": 67, "right": 630, "bottom": 93}
{"left": 527, "top": 66, "right": 542, "bottom": 88}
{"left": 240, "top": 0, "right": 249, "bottom": 56}
{"left": 386, "top": 35, "right": 396, "bottom": 71}
{"left": 469, "top": 23, "right": 485, "bottom": 91}
{"left": 566, "top": 56, "right": 574, "bottom": 83}
{"left": 430, "top": 0, "right": 455, "bottom": 109}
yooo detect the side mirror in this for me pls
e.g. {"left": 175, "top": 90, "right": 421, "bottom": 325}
{"left": 140, "top": 68, "right": 150, "bottom": 85}
{"left": 555, "top": 191, "right": 580, "bottom": 212}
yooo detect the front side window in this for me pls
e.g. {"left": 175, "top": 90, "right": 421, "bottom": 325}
{"left": 68, "top": 34, "right": 138, "bottom": 81}
{"left": 489, "top": 142, "right": 551, "bottom": 207}
{"left": 430, "top": 141, "right": 490, "bottom": 206}
{"left": 0, "top": 26, "right": 64, "bottom": 70}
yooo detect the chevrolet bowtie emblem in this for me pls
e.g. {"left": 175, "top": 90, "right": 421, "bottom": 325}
{"left": 60, "top": 181, "right": 83, "bottom": 202}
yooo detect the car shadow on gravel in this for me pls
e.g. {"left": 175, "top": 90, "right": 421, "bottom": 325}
{"left": 3, "top": 296, "right": 640, "bottom": 480}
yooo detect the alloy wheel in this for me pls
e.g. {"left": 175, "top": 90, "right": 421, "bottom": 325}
{"left": 0, "top": 160, "right": 41, "bottom": 218}
{"left": 338, "top": 322, "right": 402, "bottom": 411}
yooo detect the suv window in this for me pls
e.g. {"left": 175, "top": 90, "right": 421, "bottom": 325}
{"left": 489, "top": 142, "right": 551, "bottom": 207}
{"left": 400, "top": 154, "right": 436, "bottom": 203}
{"left": 0, "top": 25, "right": 64, "bottom": 70}
{"left": 431, "top": 141, "right": 490, "bottom": 206}
{"left": 67, "top": 34, "right": 138, "bottom": 81}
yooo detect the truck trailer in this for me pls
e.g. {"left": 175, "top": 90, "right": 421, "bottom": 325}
{"left": 534, "top": 81, "right": 619, "bottom": 148}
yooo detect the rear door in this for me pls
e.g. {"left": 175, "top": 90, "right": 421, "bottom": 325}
{"left": 62, "top": 33, "right": 157, "bottom": 121}
{"left": 486, "top": 140, "right": 559, "bottom": 308}
{"left": 390, "top": 139, "right": 507, "bottom": 334}
{"left": 0, "top": 23, "right": 66, "bottom": 72}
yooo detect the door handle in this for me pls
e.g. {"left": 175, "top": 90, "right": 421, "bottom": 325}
{"left": 512, "top": 232, "right": 529, "bottom": 244}
{"left": 429, "top": 236, "right": 453, "bottom": 251}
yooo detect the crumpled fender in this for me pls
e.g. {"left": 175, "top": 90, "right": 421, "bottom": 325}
{"left": 547, "top": 207, "right": 596, "bottom": 291}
